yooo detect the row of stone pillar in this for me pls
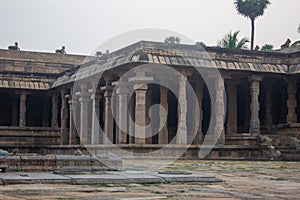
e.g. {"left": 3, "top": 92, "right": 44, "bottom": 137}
{"left": 57, "top": 75, "right": 299, "bottom": 146}
{"left": 10, "top": 90, "right": 58, "bottom": 128}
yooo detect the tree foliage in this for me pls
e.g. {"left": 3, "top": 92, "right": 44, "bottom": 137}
{"left": 261, "top": 44, "right": 274, "bottom": 51}
{"left": 217, "top": 31, "right": 249, "bottom": 49}
{"left": 164, "top": 36, "right": 181, "bottom": 44}
{"left": 195, "top": 41, "right": 206, "bottom": 47}
{"left": 234, "top": 0, "right": 271, "bottom": 50}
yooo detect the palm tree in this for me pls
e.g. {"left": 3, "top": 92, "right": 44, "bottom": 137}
{"left": 217, "top": 31, "right": 249, "bottom": 49}
{"left": 261, "top": 44, "right": 273, "bottom": 51}
{"left": 234, "top": 0, "right": 271, "bottom": 50}
{"left": 164, "top": 36, "right": 181, "bottom": 44}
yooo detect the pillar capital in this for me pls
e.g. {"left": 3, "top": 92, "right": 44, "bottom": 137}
{"left": 249, "top": 75, "right": 263, "bottom": 82}
{"left": 104, "top": 75, "right": 113, "bottom": 83}
{"left": 101, "top": 85, "right": 114, "bottom": 91}
{"left": 15, "top": 90, "right": 30, "bottom": 95}
{"left": 134, "top": 84, "right": 148, "bottom": 91}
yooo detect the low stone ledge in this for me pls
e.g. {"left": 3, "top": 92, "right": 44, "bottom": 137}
{"left": 0, "top": 154, "right": 122, "bottom": 172}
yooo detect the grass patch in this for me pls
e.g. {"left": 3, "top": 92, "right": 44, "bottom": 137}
{"left": 83, "top": 183, "right": 110, "bottom": 187}
{"left": 55, "top": 198, "right": 75, "bottom": 200}
{"left": 168, "top": 165, "right": 198, "bottom": 171}
{"left": 19, "top": 174, "right": 29, "bottom": 177}
{"left": 271, "top": 177, "right": 287, "bottom": 181}
{"left": 177, "top": 190, "right": 185, "bottom": 193}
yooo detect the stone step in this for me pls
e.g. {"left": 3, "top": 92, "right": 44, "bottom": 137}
{"left": 0, "top": 139, "right": 60, "bottom": 146}
{"left": 0, "top": 127, "right": 61, "bottom": 146}
{"left": 281, "top": 153, "right": 300, "bottom": 161}
{"left": 0, "top": 131, "right": 60, "bottom": 137}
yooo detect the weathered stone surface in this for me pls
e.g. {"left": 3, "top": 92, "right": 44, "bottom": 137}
{"left": 20, "top": 155, "right": 56, "bottom": 172}
{"left": 0, "top": 154, "right": 122, "bottom": 172}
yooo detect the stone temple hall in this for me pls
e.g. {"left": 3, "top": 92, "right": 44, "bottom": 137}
{"left": 0, "top": 41, "right": 300, "bottom": 160}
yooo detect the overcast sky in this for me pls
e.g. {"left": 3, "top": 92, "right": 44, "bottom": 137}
{"left": 0, "top": 0, "right": 299, "bottom": 55}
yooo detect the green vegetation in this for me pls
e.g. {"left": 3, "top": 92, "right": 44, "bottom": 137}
{"left": 19, "top": 174, "right": 29, "bottom": 177}
{"left": 164, "top": 36, "right": 181, "bottom": 44}
{"left": 261, "top": 44, "right": 274, "bottom": 51}
{"left": 83, "top": 183, "right": 111, "bottom": 187}
{"left": 195, "top": 41, "right": 206, "bottom": 47}
{"left": 234, "top": 0, "right": 271, "bottom": 50}
{"left": 217, "top": 31, "right": 249, "bottom": 49}
{"left": 166, "top": 164, "right": 198, "bottom": 171}
{"left": 270, "top": 177, "right": 287, "bottom": 181}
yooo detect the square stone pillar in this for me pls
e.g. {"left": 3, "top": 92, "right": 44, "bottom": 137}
{"left": 249, "top": 76, "right": 263, "bottom": 135}
{"left": 177, "top": 72, "right": 188, "bottom": 145}
{"left": 158, "top": 85, "right": 168, "bottom": 144}
{"left": 116, "top": 86, "right": 129, "bottom": 144}
{"left": 134, "top": 84, "right": 148, "bottom": 144}
{"left": 78, "top": 86, "right": 90, "bottom": 145}
{"left": 51, "top": 93, "right": 59, "bottom": 128}
{"left": 286, "top": 79, "right": 297, "bottom": 123}
{"left": 18, "top": 91, "right": 27, "bottom": 127}
{"left": 226, "top": 79, "right": 238, "bottom": 135}
{"left": 194, "top": 80, "right": 203, "bottom": 144}
{"left": 60, "top": 90, "right": 69, "bottom": 144}
{"left": 102, "top": 85, "right": 114, "bottom": 144}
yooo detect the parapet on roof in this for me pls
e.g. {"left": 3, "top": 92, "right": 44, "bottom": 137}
{"left": 0, "top": 49, "right": 87, "bottom": 90}
{"left": 52, "top": 41, "right": 300, "bottom": 88}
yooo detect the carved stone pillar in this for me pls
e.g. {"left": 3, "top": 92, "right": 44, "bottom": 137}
{"left": 177, "top": 73, "right": 187, "bottom": 144}
{"left": 286, "top": 79, "right": 297, "bottom": 123}
{"left": 102, "top": 85, "right": 114, "bottom": 144}
{"left": 91, "top": 92, "right": 101, "bottom": 144}
{"left": 128, "top": 93, "right": 135, "bottom": 144}
{"left": 19, "top": 91, "right": 27, "bottom": 127}
{"left": 60, "top": 90, "right": 68, "bottom": 144}
{"left": 264, "top": 82, "right": 273, "bottom": 132}
{"left": 194, "top": 80, "right": 203, "bottom": 144}
{"left": 249, "top": 76, "right": 262, "bottom": 135}
{"left": 67, "top": 93, "right": 78, "bottom": 145}
{"left": 215, "top": 76, "right": 225, "bottom": 144}
{"left": 116, "top": 86, "right": 129, "bottom": 144}
{"left": 158, "top": 85, "right": 168, "bottom": 144}
{"left": 51, "top": 93, "right": 59, "bottom": 128}
{"left": 226, "top": 79, "right": 237, "bottom": 135}
{"left": 146, "top": 88, "right": 153, "bottom": 144}
{"left": 134, "top": 84, "right": 148, "bottom": 144}
{"left": 78, "top": 85, "right": 90, "bottom": 145}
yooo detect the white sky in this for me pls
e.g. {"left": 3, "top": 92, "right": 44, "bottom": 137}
{"left": 0, "top": 0, "right": 299, "bottom": 55}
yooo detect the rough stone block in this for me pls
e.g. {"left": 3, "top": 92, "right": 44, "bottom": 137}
{"left": 20, "top": 155, "right": 56, "bottom": 172}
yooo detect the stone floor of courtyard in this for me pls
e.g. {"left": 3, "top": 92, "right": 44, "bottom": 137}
{"left": 0, "top": 160, "right": 299, "bottom": 200}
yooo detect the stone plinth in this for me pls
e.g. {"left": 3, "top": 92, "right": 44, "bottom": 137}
{"left": 0, "top": 154, "right": 122, "bottom": 172}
